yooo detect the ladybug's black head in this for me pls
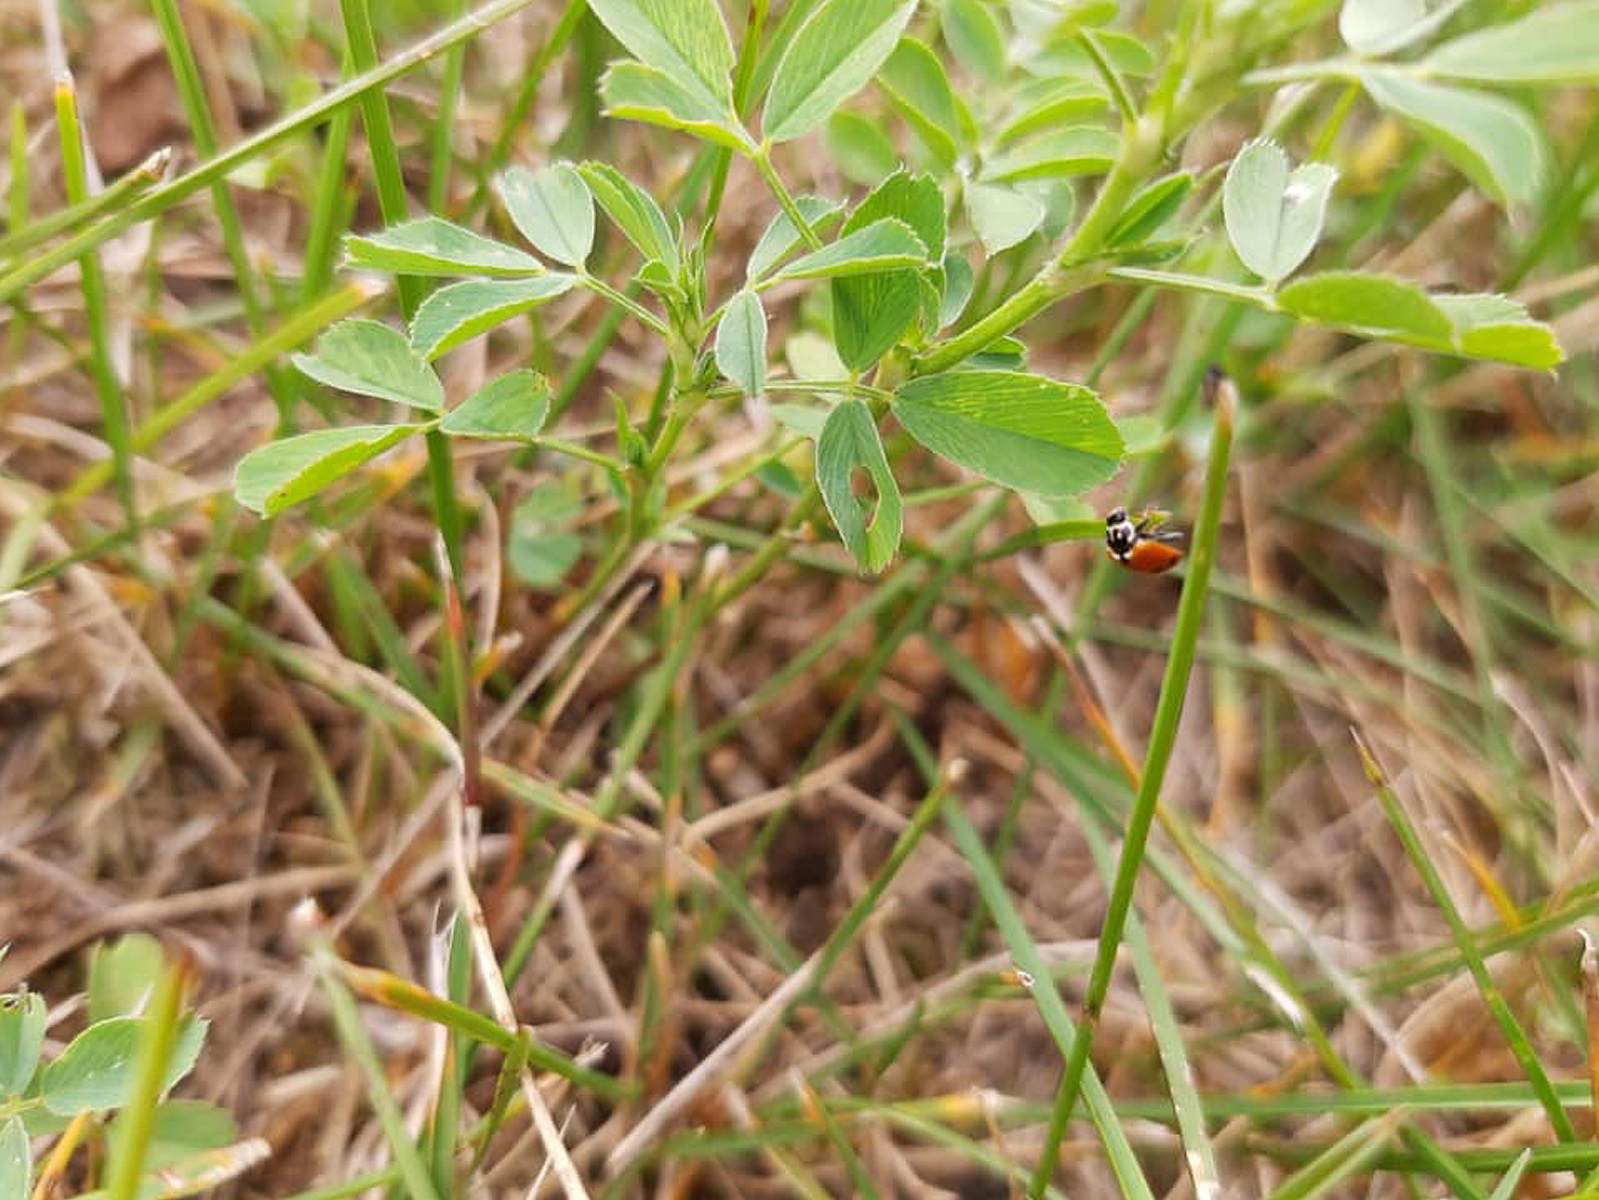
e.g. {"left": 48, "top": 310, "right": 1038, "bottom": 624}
{"left": 1105, "top": 507, "right": 1138, "bottom": 560}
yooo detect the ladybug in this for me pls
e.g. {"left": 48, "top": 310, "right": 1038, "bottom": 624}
{"left": 1105, "top": 506, "right": 1185, "bottom": 574}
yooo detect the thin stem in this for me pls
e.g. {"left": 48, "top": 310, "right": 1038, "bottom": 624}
{"left": 0, "top": 145, "right": 168, "bottom": 261}
{"left": 750, "top": 146, "right": 824, "bottom": 250}
{"left": 579, "top": 271, "right": 670, "bottom": 336}
{"left": 1077, "top": 29, "right": 1135, "bottom": 123}
{"left": 105, "top": 962, "right": 187, "bottom": 1200}
{"left": 54, "top": 76, "right": 136, "bottom": 531}
{"left": 1028, "top": 369, "right": 1235, "bottom": 1197}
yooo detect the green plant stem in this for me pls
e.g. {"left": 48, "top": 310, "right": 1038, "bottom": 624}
{"left": 750, "top": 147, "right": 825, "bottom": 250}
{"left": 1028, "top": 370, "right": 1234, "bottom": 1198}
{"left": 0, "top": 144, "right": 167, "bottom": 261}
{"left": 54, "top": 77, "right": 136, "bottom": 532}
{"left": 302, "top": 47, "right": 357, "bottom": 309}
{"left": 149, "top": 0, "right": 295, "bottom": 420}
{"left": 915, "top": 261, "right": 1102, "bottom": 375}
{"left": 315, "top": 945, "right": 445, "bottom": 1200}
{"left": 917, "top": 112, "right": 1160, "bottom": 376}
{"left": 579, "top": 271, "right": 669, "bottom": 336}
{"left": 1077, "top": 29, "right": 1136, "bottom": 123}
{"left": 104, "top": 962, "right": 186, "bottom": 1200}
{"left": 427, "top": 0, "right": 468, "bottom": 214}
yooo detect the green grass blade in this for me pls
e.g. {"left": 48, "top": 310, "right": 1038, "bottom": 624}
{"left": 943, "top": 800, "right": 1156, "bottom": 1200}
{"left": 1356, "top": 730, "right": 1577, "bottom": 1141}
{"left": 314, "top": 944, "right": 445, "bottom": 1200}
{"left": 53, "top": 76, "right": 135, "bottom": 531}
{"left": 1031, "top": 369, "right": 1235, "bottom": 1194}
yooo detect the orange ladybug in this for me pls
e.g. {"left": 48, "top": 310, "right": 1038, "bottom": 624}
{"left": 1105, "top": 506, "right": 1185, "bottom": 574}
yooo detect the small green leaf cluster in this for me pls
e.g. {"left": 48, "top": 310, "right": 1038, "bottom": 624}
{"left": 0, "top": 936, "right": 262, "bottom": 1200}
{"left": 1218, "top": 140, "right": 1559, "bottom": 368}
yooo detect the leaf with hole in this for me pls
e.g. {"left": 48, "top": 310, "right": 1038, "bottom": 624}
{"left": 1222, "top": 140, "right": 1337, "bottom": 283}
{"left": 409, "top": 276, "right": 576, "bottom": 361}
{"left": 39, "top": 1015, "right": 207, "bottom": 1116}
{"left": 600, "top": 62, "right": 749, "bottom": 151}
{"left": 578, "top": 162, "right": 679, "bottom": 274}
{"left": 966, "top": 182, "right": 1046, "bottom": 255}
{"left": 776, "top": 218, "right": 929, "bottom": 281}
{"left": 1425, "top": 0, "right": 1599, "bottom": 84}
{"left": 438, "top": 371, "right": 551, "bottom": 440}
{"left": 816, "top": 399, "right": 903, "bottom": 573}
{"left": 763, "top": 0, "right": 920, "bottom": 143}
{"left": 1359, "top": 71, "right": 1543, "bottom": 209}
{"left": 291, "top": 319, "right": 444, "bottom": 412}
{"left": 345, "top": 217, "right": 544, "bottom": 277}
{"left": 234, "top": 424, "right": 422, "bottom": 515}
{"left": 893, "top": 370, "right": 1122, "bottom": 496}
{"left": 716, "top": 290, "right": 768, "bottom": 397}
{"left": 584, "top": 0, "right": 735, "bottom": 107}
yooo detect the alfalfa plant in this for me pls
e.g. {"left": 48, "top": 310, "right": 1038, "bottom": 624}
{"left": 232, "top": 0, "right": 1569, "bottom": 585}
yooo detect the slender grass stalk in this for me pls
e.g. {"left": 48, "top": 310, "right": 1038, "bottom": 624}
{"left": 942, "top": 799, "right": 1156, "bottom": 1200}
{"left": 1029, "top": 368, "right": 1235, "bottom": 1196}
{"left": 0, "top": 145, "right": 167, "bottom": 261}
{"left": 5, "top": 100, "right": 27, "bottom": 420}
{"left": 1355, "top": 730, "right": 1577, "bottom": 1142}
{"left": 104, "top": 960, "right": 187, "bottom": 1200}
{"left": 796, "top": 1079, "right": 884, "bottom": 1200}
{"left": 1488, "top": 1148, "right": 1534, "bottom": 1200}
{"left": 54, "top": 76, "right": 135, "bottom": 531}
{"left": 1265, "top": 1109, "right": 1406, "bottom": 1200}
{"left": 338, "top": 958, "right": 625, "bottom": 1098}
{"left": 1078, "top": 816, "right": 1222, "bottom": 1200}
{"left": 149, "top": 0, "right": 294, "bottom": 420}
{"left": 427, "top": 0, "right": 467, "bottom": 215}
{"left": 302, "top": 46, "right": 357, "bottom": 310}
